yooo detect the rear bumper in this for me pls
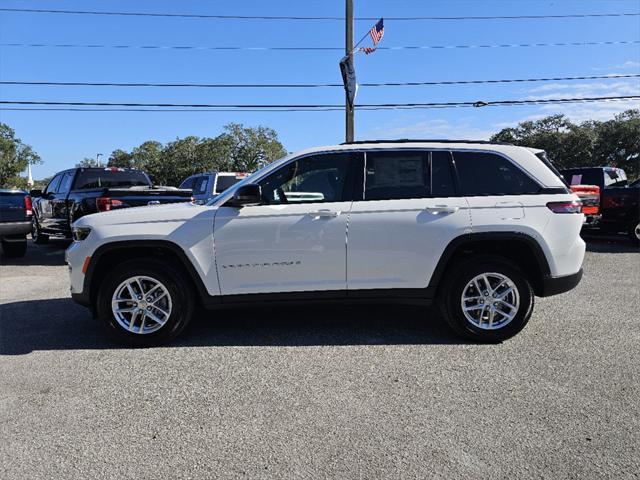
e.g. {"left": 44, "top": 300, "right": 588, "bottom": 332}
{"left": 539, "top": 268, "right": 583, "bottom": 297}
{"left": 0, "top": 221, "right": 31, "bottom": 237}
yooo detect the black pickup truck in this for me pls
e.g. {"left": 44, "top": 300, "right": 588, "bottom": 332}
{"left": 560, "top": 167, "right": 640, "bottom": 244}
{"left": 0, "top": 189, "right": 32, "bottom": 257}
{"left": 30, "top": 167, "right": 192, "bottom": 242}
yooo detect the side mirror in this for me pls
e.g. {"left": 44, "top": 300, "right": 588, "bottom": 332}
{"left": 30, "top": 189, "right": 42, "bottom": 198}
{"left": 226, "top": 184, "right": 262, "bottom": 207}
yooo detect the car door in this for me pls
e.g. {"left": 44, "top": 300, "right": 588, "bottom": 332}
{"left": 452, "top": 150, "right": 545, "bottom": 232}
{"left": 49, "top": 171, "right": 74, "bottom": 233}
{"left": 213, "top": 152, "right": 359, "bottom": 297}
{"left": 347, "top": 150, "right": 471, "bottom": 292}
{"left": 37, "top": 173, "right": 63, "bottom": 231}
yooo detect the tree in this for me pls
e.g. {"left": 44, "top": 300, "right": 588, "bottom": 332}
{"left": 76, "top": 157, "right": 106, "bottom": 168}
{"left": 0, "top": 123, "right": 42, "bottom": 188}
{"left": 491, "top": 110, "right": 640, "bottom": 178}
{"left": 105, "top": 123, "right": 287, "bottom": 186}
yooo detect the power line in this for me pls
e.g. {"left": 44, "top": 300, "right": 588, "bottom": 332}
{"left": 1, "top": 96, "right": 638, "bottom": 110}
{"left": 3, "top": 40, "right": 638, "bottom": 51}
{"left": 1, "top": 7, "right": 639, "bottom": 21}
{"left": 2, "top": 74, "right": 638, "bottom": 89}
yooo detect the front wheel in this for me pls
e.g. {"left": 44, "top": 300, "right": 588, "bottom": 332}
{"left": 439, "top": 256, "right": 534, "bottom": 342}
{"left": 628, "top": 220, "right": 640, "bottom": 246}
{"left": 31, "top": 217, "right": 49, "bottom": 244}
{"left": 96, "top": 259, "right": 194, "bottom": 346}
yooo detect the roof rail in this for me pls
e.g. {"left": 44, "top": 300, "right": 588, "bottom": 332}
{"left": 341, "top": 139, "right": 513, "bottom": 146}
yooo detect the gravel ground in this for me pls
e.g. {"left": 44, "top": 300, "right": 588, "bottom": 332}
{"left": 1, "top": 237, "right": 639, "bottom": 479}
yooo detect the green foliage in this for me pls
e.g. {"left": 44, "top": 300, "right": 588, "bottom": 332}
{"left": 106, "top": 123, "right": 287, "bottom": 186}
{"left": 0, "top": 123, "right": 42, "bottom": 189}
{"left": 491, "top": 109, "right": 640, "bottom": 178}
{"left": 76, "top": 157, "right": 106, "bottom": 168}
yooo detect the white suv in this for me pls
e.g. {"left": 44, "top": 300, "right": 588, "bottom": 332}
{"left": 66, "top": 140, "right": 585, "bottom": 345}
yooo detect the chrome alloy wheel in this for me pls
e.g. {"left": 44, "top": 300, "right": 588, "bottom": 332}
{"left": 635, "top": 222, "right": 640, "bottom": 241}
{"left": 461, "top": 272, "right": 520, "bottom": 330}
{"left": 111, "top": 276, "right": 173, "bottom": 334}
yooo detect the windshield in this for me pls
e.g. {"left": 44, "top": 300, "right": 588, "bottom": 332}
{"left": 205, "top": 157, "right": 289, "bottom": 206}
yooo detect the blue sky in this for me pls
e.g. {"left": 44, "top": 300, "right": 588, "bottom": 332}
{"left": 1, "top": 0, "right": 639, "bottom": 179}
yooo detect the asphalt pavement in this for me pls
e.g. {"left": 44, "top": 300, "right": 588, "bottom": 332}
{"left": 1, "top": 236, "right": 638, "bottom": 479}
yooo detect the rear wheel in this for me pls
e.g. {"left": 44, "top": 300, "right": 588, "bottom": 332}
{"left": 96, "top": 259, "right": 194, "bottom": 346}
{"left": 1, "top": 237, "right": 27, "bottom": 258}
{"left": 31, "top": 217, "right": 49, "bottom": 244}
{"left": 439, "top": 256, "right": 534, "bottom": 342}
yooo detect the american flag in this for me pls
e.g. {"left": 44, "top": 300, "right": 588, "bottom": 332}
{"left": 369, "top": 19, "right": 384, "bottom": 46}
{"left": 359, "top": 19, "right": 384, "bottom": 55}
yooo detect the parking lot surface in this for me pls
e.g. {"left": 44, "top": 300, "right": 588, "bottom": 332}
{"left": 1, "top": 237, "right": 639, "bottom": 479}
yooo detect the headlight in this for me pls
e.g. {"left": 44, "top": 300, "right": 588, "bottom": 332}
{"left": 72, "top": 226, "right": 92, "bottom": 241}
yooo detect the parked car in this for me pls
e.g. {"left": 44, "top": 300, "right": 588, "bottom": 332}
{"left": 0, "top": 189, "right": 32, "bottom": 257}
{"left": 560, "top": 167, "right": 640, "bottom": 244}
{"left": 179, "top": 172, "right": 248, "bottom": 204}
{"left": 569, "top": 184, "right": 601, "bottom": 227}
{"left": 31, "top": 167, "right": 192, "bottom": 242}
{"left": 67, "top": 140, "right": 585, "bottom": 346}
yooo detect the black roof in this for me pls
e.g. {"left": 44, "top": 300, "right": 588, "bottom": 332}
{"left": 341, "top": 139, "right": 513, "bottom": 146}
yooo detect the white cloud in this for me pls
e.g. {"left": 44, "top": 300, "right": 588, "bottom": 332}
{"left": 367, "top": 118, "right": 495, "bottom": 140}
{"left": 594, "top": 60, "right": 640, "bottom": 70}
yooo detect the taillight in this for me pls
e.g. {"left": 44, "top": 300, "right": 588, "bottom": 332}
{"left": 96, "top": 197, "right": 125, "bottom": 212}
{"left": 547, "top": 201, "right": 582, "bottom": 214}
{"left": 24, "top": 195, "right": 33, "bottom": 217}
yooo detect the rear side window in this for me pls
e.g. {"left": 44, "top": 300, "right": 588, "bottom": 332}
{"left": 193, "top": 176, "right": 209, "bottom": 194}
{"left": 74, "top": 170, "right": 150, "bottom": 190}
{"left": 454, "top": 151, "right": 540, "bottom": 196}
{"left": 365, "top": 151, "right": 430, "bottom": 200}
{"left": 215, "top": 175, "right": 242, "bottom": 193}
{"left": 57, "top": 172, "right": 74, "bottom": 195}
{"left": 431, "top": 151, "right": 456, "bottom": 197}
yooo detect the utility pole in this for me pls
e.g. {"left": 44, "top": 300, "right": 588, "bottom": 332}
{"left": 345, "top": 0, "right": 354, "bottom": 142}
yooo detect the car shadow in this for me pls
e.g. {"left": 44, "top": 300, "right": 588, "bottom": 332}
{"left": 582, "top": 233, "right": 638, "bottom": 254}
{"left": 0, "top": 297, "right": 466, "bottom": 355}
{"left": 1, "top": 238, "right": 71, "bottom": 266}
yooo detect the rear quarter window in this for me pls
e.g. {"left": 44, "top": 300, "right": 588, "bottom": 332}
{"left": 74, "top": 170, "right": 150, "bottom": 190}
{"left": 454, "top": 151, "right": 541, "bottom": 196}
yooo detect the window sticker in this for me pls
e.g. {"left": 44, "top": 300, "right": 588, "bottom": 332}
{"left": 570, "top": 174, "right": 582, "bottom": 185}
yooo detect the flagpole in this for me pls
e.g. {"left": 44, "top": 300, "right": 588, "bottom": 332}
{"left": 345, "top": 0, "right": 354, "bottom": 143}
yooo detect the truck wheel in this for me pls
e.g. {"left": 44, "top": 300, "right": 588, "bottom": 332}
{"left": 1, "top": 238, "right": 27, "bottom": 258}
{"left": 628, "top": 221, "right": 640, "bottom": 246}
{"left": 31, "top": 218, "right": 49, "bottom": 244}
{"left": 96, "top": 259, "right": 194, "bottom": 346}
{"left": 439, "top": 256, "right": 534, "bottom": 343}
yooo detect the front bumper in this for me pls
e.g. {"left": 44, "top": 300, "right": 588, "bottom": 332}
{"left": 539, "top": 268, "right": 583, "bottom": 297}
{"left": 0, "top": 221, "right": 31, "bottom": 237}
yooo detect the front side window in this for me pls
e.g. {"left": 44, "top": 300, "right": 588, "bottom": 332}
{"left": 454, "top": 151, "right": 540, "bottom": 196}
{"left": 364, "top": 151, "right": 430, "bottom": 200}
{"left": 215, "top": 175, "right": 242, "bottom": 193}
{"left": 44, "top": 174, "right": 63, "bottom": 194}
{"left": 259, "top": 153, "right": 353, "bottom": 204}
{"left": 179, "top": 177, "right": 196, "bottom": 190}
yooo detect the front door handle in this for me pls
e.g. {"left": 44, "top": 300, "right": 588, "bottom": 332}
{"left": 424, "top": 205, "right": 459, "bottom": 214}
{"left": 308, "top": 209, "right": 340, "bottom": 218}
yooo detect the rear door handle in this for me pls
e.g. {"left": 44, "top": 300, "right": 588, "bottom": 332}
{"left": 424, "top": 205, "right": 459, "bottom": 214}
{"left": 308, "top": 209, "right": 340, "bottom": 218}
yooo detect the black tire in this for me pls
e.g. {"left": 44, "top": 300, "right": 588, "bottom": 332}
{"left": 96, "top": 259, "right": 195, "bottom": 346}
{"left": 1, "top": 238, "right": 27, "bottom": 258}
{"left": 628, "top": 220, "right": 640, "bottom": 246}
{"left": 31, "top": 217, "right": 49, "bottom": 244}
{"left": 438, "top": 255, "right": 534, "bottom": 343}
